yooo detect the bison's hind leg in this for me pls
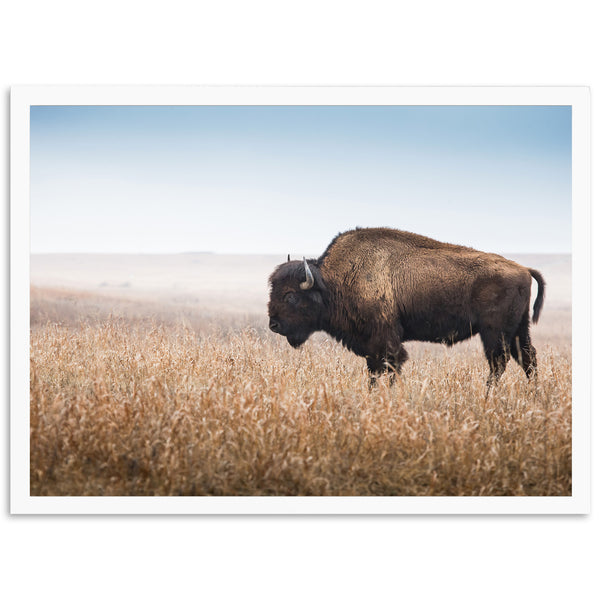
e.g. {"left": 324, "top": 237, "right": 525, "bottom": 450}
{"left": 480, "top": 329, "right": 511, "bottom": 388}
{"left": 510, "top": 313, "right": 538, "bottom": 380}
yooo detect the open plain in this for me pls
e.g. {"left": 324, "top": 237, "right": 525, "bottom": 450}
{"left": 30, "top": 253, "right": 572, "bottom": 496}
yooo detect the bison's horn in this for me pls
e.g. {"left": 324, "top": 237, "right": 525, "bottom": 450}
{"left": 287, "top": 254, "right": 290, "bottom": 262}
{"left": 300, "top": 257, "right": 315, "bottom": 290}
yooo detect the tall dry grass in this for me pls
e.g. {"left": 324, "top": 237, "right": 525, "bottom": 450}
{"left": 30, "top": 287, "right": 571, "bottom": 496}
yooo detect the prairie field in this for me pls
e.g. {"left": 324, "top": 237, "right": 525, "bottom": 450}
{"left": 30, "top": 254, "right": 572, "bottom": 496}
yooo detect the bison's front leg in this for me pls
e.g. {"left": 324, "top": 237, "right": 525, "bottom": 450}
{"left": 366, "top": 355, "right": 387, "bottom": 388}
{"left": 366, "top": 345, "right": 408, "bottom": 388}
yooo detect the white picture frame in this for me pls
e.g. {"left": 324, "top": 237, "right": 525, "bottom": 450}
{"left": 11, "top": 86, "right": 591, "bottom": 514}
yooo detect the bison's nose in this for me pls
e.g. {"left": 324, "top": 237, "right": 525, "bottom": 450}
{"left": 269, "top": 318, "right": 281, "bottom": 333}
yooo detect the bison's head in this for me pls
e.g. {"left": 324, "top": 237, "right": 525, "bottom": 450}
{"left": 268, "top": 257, "right": 327, "bottom": 348}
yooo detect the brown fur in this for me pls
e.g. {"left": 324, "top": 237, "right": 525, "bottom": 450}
{"left": 268, "top": 227, "right": 545, "bottom": 385}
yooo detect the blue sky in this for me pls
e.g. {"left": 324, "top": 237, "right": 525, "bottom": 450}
{"left": 30, "top": 105, "right": 571, "bottom": 255}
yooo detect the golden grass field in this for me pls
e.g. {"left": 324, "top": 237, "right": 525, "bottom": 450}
{"left": 30, "top": 278, "right": 572, "bottom": 496}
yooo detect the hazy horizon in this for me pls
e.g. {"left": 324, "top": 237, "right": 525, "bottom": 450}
{"left": 30, "top": 251, "right": 572, "bottom": 314}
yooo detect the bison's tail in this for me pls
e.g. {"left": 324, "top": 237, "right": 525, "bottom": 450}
{"left": 529, "top": 268, "right": 545, "bottom": 324}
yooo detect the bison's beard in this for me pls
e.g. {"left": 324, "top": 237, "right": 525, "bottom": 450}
{"left": 286, "top": 333, "right": 309, "bottom": 348}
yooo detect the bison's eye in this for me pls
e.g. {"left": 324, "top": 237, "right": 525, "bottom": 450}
{"left": 284, "top": 292, "right": 299, "bottom": 306}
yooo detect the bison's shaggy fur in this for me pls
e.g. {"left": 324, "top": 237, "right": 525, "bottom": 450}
{"left": 268, "top": 227, "right": 545, "bottom": 385}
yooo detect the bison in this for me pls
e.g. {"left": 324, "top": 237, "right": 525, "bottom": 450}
{"left": 268, "top": 227, "right": 545, "bottom": 387}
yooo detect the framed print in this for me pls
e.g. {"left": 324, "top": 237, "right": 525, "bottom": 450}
{"left": 10, "top": 86, "right": 590, "bottom": 513}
